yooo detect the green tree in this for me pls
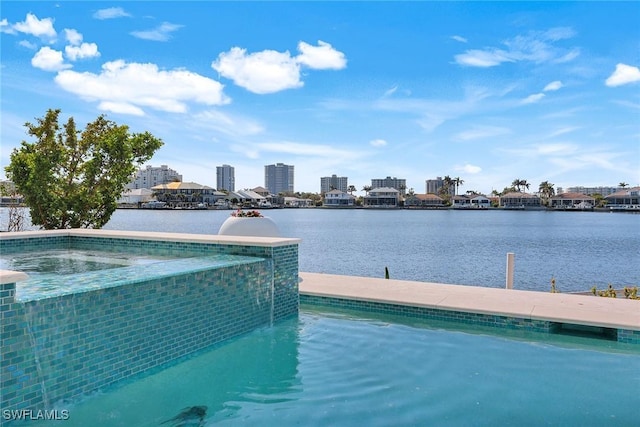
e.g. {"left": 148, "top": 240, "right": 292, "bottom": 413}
{"left": 440, "top": 176, "right": 454, "bottom": 205}
{"left": 347, "top": 184, "right": 357, "bottom": 195}
{"left": 619, "top": 182, "right": 629, "bottom": 188}
{"left": 5, "top": 109, "right": 163, "bottom": 229}
{"left": 453, "top": 176, "right": 464, "bottom": 196}
{"left": 538, "top": 181, "right": 555, "bottom": 205}
{"left": 362, "top": 185, "right": 372, "bottom": 195}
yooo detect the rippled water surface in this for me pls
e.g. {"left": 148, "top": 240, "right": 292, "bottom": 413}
{"left": 102, "top": 208, "right": 639, "bottom": 292}
{"left": 3, "top": 208, "right": 638, "bottom": 292}
{"left": 33, "top": 309, "right": 639, "bottom": 427}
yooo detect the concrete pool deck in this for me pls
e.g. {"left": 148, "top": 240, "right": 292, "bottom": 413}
{"left": 299, "top": 272, "right": 640, "bottom": 331}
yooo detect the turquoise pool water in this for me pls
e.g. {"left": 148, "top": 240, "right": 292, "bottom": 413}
{"left": 2, "top": 249, "right": 266, "bottom": 301}
{"left": 22, "top": 307, "right": 639, "bottom": 427}
{"left": 0, "top": 249, "right": 170, "bottom": 276}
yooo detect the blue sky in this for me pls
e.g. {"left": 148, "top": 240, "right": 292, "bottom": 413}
{"left": 1, "top": 1, "right": 639, "bottom": 195}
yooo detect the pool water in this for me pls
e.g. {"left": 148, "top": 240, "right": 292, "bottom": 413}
{"left": 27, "top": 308, "right": 640, "bottom": 427}
{"left": 0, "top": 249, "right": 169, "bottom": 277}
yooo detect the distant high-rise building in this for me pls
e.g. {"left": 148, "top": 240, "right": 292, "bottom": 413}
{"left": 126, "top": 165, "right": 182, "bottom": 190}
{"left": 371, "top": 176, "right": 407, "bottom": 195}
{"left": 426, "top": 177, "right": 444, "bottom": 195}
{"left": 566, "top": 186, "right": 620, "bottom": 196}
{"left": 216, "top": 164, "right": 235, "bottom": 192}
{"left": 320, "top": 175, "right": 348, "bottom": 193}
{"left": 265, "top": 163, "right": 294, "bottom": 194}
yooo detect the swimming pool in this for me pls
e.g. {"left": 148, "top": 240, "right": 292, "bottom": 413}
{"left": 18, "top": 307, "right": 639, "bottom": 427}
{"left": 0, "top": 248, "right": 170, "bottom": 277}
{"left": 0, "top": 230, "right": 301, "bottom": 413}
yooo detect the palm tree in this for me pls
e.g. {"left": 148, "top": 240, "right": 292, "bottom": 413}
{"left": 362, "top": 185, "right": 372, "bottom": 196}
{"left": 511, "top": 179, "right": 529, "bottom": 192}
{"left": 453, "top": 177, "right": 464, "bottom": 197}
{"left": 443, "top": 176, "right": 454, "bottom": 195}
{"left": 441, "top": 176, "right": 454, "bottom": 205}
{"left": 538, "top": 181, "right": 555, "bottom": 206}
{"left": 347, "top": 185, "right": 356, "bottom": 195}
{"left": 511, "top": 179, "right": 524, "bottom": 192}
{"left": 619, "top": 182, "right": 629, "bottom": 188}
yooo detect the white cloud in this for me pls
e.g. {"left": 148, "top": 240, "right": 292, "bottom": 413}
{"left": 455, "top": 49, "right": 513, "bottom": 67}
{"left": 383, "top": 85, "right": 398, "bottom": 97}
{"left": 296, "top": 40, "right": 346, "bottom": 69}
{"left": 256, "top": 141, "right": 358, "bottom": 159}
{"left": 451, "top": 35, "right": 467, "bottom": 43}
{"left": 192, "top": 110, "right": 264, "bottom": 137}
{"left": 0, "top": 19, "right": 10, "bottom": 34}
{"left": 455, "top": 164, "right": 482, "bottom": 174}
{"left": 64, "top": 28, "right": 82, "bottom": 45}
{"left": 18, "top": 40, "right": 37, "bottom": 50}
{"left": 547, "top": 126, "right": 579, "bottom": 138}
{"left": 212, "top": 40, "right": 346, "bottom": 94}
{"left": 543, "top": 81, "right": 563, "bottom": 91}
{"left": 61, "top": 29, "right": 99, "bottom": 60}
{"left": 93, "top": 7, "right": 131, "bottom": 20}
{"left": 369, "top": 139, "right": 387, "bottom": 147}
{"left": 605, "top": 63, "right": 640, "bottom": 87}
{"left": 98, "top": 101, "right": 144, "bottom": 116}
{"left": 65, "top": 43, "right": 100, "bottom": 61}
{"left": 455, "top": 27, "right": 579, "bottom": 68}
{"left": 131, "top": 22, "right": 182, "bottom": 42}
{"left": 522, "top": 93, "right": 545, "bottom": 104}
{"left": 10, "top": 13, "right": 56, "bottom": 39}
{"left": 454, "top": 125, "right": 511, "bottom": 141}
{"left": 31, "top": 47, "right": 70, "bottom": 71}
{"left": 535, "top": 143, "right": 578, "bottom": 155}
{"left": 54, "top": 60, "right": 230, "bottom": 115}
{"left": 212, "top": 47, "right": 302, "bottom": 94}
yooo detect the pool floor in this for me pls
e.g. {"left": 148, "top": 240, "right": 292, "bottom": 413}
{"left": 14, "top": 307, "right": 638, "bottom": 427}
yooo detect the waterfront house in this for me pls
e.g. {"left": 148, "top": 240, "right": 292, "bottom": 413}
{"left": 451, "top": 195, "right": 472, "bottom": 209}
{"left": 151, "top": 182, "right": 223, "bottom": 207}
{"left": 499, "top": 192, "right": 541, "bottom": 209}
{"left": 364, "top": 187, "right": 400, "bottom": 208}
{"left": 323, "top": 189, "right": 356, "bottom": 207}
{"left": 549, "top": 192, "right": 595, "bottom": 210}
{"left": 604, "top": 187, "right": 640, "bottom": 211}
{"left": 117, "top": 188, "right": 155, "bottom": 206}
{"left": 284, "top": 196, "right": 313, "bottom": 207}
{"left": 235, "top": 189, "right": 267, "bottom": 207}
{"left": 470, "top": 194, "right": 491, "bottom": 209}
{"left": 252, "top": 186, "right": 271, "bottom": 197}
{"left": 404, "top": 193, "right": 445, "bottom": 208}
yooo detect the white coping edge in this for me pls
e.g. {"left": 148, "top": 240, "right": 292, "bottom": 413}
{"left": 0, "top": 229, "right": 301, "bottom": 247}
{"left": 299, "top": 272, "right": 640, "bottom": 331}
{"left": 0, "top": 270, "right": 29, "bottom": 285}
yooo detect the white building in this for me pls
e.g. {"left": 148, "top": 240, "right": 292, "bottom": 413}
{"left": 323, "top": 189, "right": 355, "bottom": 207}
{"left": 371, "top": 177, "right": 406, "bottom": 195}
{"left": 117, "top": 188, "right": 154, "bottom": 205}
{"left": 320, "top": 175, "right": 348, "bottom": 194}
{"left": 565, "top": 186, "right": 621, "bottom": 196}
{"left": 425, "top": 177, "right": 454, "bottom": 196}
{"left": 216, "top": 164, "right": 235, "bottom": 192}
{"left": 265, "top": 163, "right": 294, "bottom": 194}
{"left": 126, "top": 165, "right": 182, "bottom": 190}
{"left": 364, "top": 187, "right": 400, "bottom": 207}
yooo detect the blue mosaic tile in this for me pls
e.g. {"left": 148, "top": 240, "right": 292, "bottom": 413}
{"left": 0, "top": 234, "right": 299, "bottom": 414}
